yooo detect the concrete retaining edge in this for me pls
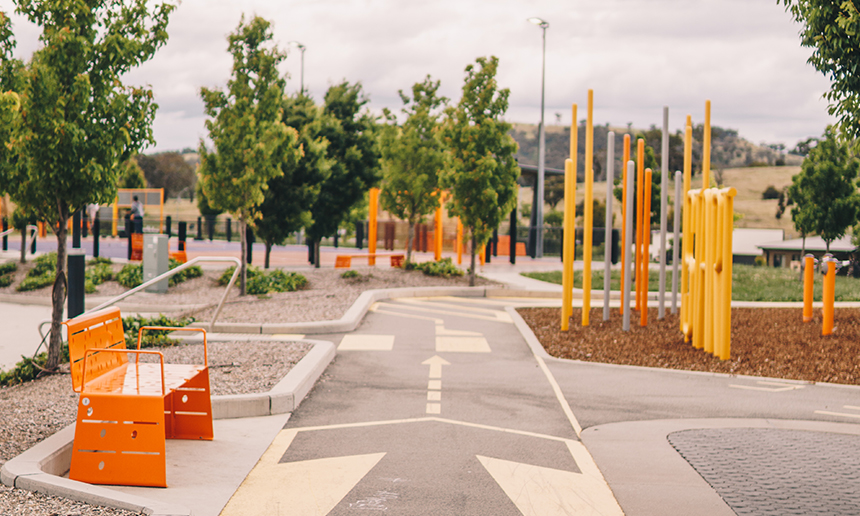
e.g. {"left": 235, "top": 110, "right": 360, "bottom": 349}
{"left": 0, "top": 338, "right": 336, "bottom": 516}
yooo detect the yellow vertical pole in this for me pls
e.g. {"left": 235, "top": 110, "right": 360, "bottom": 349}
{"left": 434, "top": 192, "right": 444, "bottom": 261}
{"left": 717, "top": 188, "right": 736, "bottom": 360}
{"left": 620, "top": 134, "right": 630, "bottom": 315}
{"left": 680, "top": 123, "right": 692, "bottom": 334}
{"left": 112, "top": 199, "right": 118, "bottom": 237}
{"left": 636, "top": 139, "right": 645, "bottom": 311}
{"left": 823, "top": 258, "right": 835, "bottom": 336}
{"left": 703, "top": 101, "right": 711, "bottom": 188}
{"left": 456, "top": 218, "right": 463, "bottom": 265}
{"left": 692, "top": 189, "right": 706, "bottom": 349}
{"left": 369, "top": 187, "right": 379, "bottom": 266}
{"left": 583, "top": 90, "right": 594, "bottom": 327}
{"left": 803, "top": 255, "right": 815, "bottom": 322}
{"left": 682, "top": 191, "right": 694, "bottom": 341}
{"left": 159, "top": 190, "right": 164, "bottom": 233}
{"left": 562, "top": 158, "right": 576, "bottom": 331}
{"left": 641, "top": 169, "right": 652, "bottom": 327}
{"left": 704, "top": 189, "right": 717, "bottom": 355}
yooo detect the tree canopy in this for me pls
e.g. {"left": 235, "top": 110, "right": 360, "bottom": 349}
{"left": 136, "top": 151, "right": 196, "bottom": 199}
{"left": 1, "top": 0, "right": 175, "bottom": 371}
{"left": 781, "top": 0, "right": 860, "bottom": 142}
{"left": 441, "top": 56, "right": 520, "bottom": 285}
{"left": 197, "top": 15, "right": 301, "bottom": 292}
{"left": 379, "top": 75, "right": 448, "bottom": 263}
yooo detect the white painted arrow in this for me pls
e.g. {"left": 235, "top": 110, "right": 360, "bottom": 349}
{"left": 422, "top": 355, "right": 450, "bottom": 379}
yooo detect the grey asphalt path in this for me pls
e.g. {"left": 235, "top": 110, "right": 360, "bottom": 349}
{"left": 223, "top": 297, "right": 622, "bottom": 515}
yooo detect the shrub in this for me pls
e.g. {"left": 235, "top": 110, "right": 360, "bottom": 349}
{"left": 86, "top": 263, "right": 113, "bottom": 285}
{"left": 762, "top": 185, "right": 780, "bottom": 200}
{"left": 246, "top": 273, "right": 272, "bottom": 295}
{"left": 85, "top": 279, "right": 96, "bottom": 294}
{"left": 217, "top": 265, "right": 262, "bottom": 286}
{"left": 168, "top": 258, "right": 203, "bottom": 287}
{"left": 0, "top": 274, "right": 12, "bottom": 288}
{"left": 754, "top": 255, "right": 767, "bottom": 267}
{"left": 117, "top": 263, "right": 143, "bottom": 288}
{"left": 87, "top": 256, "right": 113, "bottom": 266}
{"left": 31, "top": 252, "right": 57, "bottom": 276}
{"left": 0, "top": 261, "right": 17, "bottom": 275}
{"left": 122, "top": 314, "right": 195, "bottom": 349}
{"left": 412, "top": 257, "right": 464, "bottom": 278}
{"left": 17, "top": 271, "right": 54, "bottom": 291}
{"left": 0, "top": 344, "right": 70, "bottom": 387}
{"left": 341, "top": 270, "right": 360, "bottom": 279}
{"left": 268, "top": 269, "right": 307, "bottom": 292}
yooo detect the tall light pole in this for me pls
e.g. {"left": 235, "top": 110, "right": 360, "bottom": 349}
{"left": 288, "top": 41, "right": 306, "bottom": 94}
{"left": 528, "top": 17, "right": 548, "bottom": 258}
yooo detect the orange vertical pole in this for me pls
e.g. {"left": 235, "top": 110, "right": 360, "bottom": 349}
{"left": 703, "top": 101, "right": 711, "bottom": 188}
{"left": 434, "top": 191, "right": 444, "bottom": 261}
{"left": 635, "top": 139, "right": 645, "bottom": 311}
{"left": 822, "top": 259, "right": 835, "bottom": 336}
{"left": 680, "top": 122, "right": 692, "bottom": 334}
{"left": 641, "top": 169, "right": 652, "bottom": 327}
{"left": 803, "top": 255, "right": 815, "bottom": 323}
{"left": 562, "top": 103, "right": 578, "bottom": 329}
{"left": 456, "top": 217, "right": 463, "bottom": 265}
{"left": 620, "top": 134, "right": 630, "bottom": 314}
{"left": 368, "top": 187, "right": 379, "bottom": 266}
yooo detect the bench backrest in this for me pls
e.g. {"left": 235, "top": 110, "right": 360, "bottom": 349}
{"left": 63, "top": 307, "right": 128, "bottom": 393}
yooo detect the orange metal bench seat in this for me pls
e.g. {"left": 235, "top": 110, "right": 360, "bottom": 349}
{"left": 335, "top": 253, "right": 405, "bottom": 268}
{"left": 63, "top": 307, "right": 213, "bottom": 488}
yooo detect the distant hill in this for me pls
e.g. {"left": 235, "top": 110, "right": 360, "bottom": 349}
{"left": 509, "top": 122, "right": 802, "bottom": 183}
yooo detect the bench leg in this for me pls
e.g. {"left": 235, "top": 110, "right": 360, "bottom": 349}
{"left": 70, "top": 393, "right": 167, "bottom": 487}
{"left": 165, "top": 367, "right": 214, "bottom": 441}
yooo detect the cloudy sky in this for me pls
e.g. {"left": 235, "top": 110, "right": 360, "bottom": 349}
{"left": 1, "top": 0, "right": 835, "bottom": 154}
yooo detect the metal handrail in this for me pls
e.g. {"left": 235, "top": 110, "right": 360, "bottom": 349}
{"left": 38, "top": 256, "right": 242, "bottom": 343}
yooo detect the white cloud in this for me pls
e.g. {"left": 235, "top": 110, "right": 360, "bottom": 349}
{"left": 0, "top": 0, "right": 835, "bottom": 152}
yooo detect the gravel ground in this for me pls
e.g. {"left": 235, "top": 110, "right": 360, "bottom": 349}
{"left": 0, "top": 340, "right": 310, "bottom": 514}
{"left": 520, "top": 307, "right": 860, "bottom": 385}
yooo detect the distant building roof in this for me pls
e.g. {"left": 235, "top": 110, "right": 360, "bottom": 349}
{"left": 757, "top": 235, "right": 856, "bottom": 253}
{"left": 733, "top": 228, "right": 785, "bottom": 256}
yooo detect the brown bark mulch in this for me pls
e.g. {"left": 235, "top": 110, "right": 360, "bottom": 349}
{"left": 518, "top": 307, "right": 860, "bottom": 386}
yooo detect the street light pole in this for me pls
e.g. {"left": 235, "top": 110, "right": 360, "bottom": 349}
{"left": 529, "top": 17, "right": 549, "bottom": 258}
{"left": 288, "top": 41, "right": 306, "bottom": 94}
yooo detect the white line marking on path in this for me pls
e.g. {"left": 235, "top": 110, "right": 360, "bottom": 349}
{"left": 338, "top": 334, "right": 395, "bottom": 351}
{"left": 729, "top": 380, "right": 806, "bottom": 392}
{"left": 815, "top": 405, "right": 860, "bottom": 420}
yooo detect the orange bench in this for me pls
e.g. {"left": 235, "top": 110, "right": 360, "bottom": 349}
{"left": 335, "top": 253, "right": 405, "bottom": 268}
{"left": 62, "top": 307, "right": 212, "bottom": 488}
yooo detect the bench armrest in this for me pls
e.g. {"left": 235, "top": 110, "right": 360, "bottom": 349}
{"left": 137, "top": 326, "right": 208, "bottom": 366}
{"left": 81, "top": 348, "right": 166, "bottom": 396}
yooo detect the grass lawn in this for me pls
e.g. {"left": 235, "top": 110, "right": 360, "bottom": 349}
{"left": 522, "top": 264, "right": 860, "bottom": 302}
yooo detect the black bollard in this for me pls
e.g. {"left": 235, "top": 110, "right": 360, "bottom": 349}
{"left": 165, "top": 216, "right": 172, "bottom": 238}
{"left": 509, "top": 207, "right": 517, "bottom": 265}
{"left": 334, "top": 231, "right": 339, "bottom": 248}
{"left": 246, "top": 227, "right": 254, "bottom": 264}
{"left": 196, "top": 217, "right": 203, "bottom": 240}
{"left": 492, "top": 228, "right": 498, "bottom": 257}
{"left": 67, "top": 249, "right": 85, "bottom": 318}
{"left": 2, "top": 218, "right": 7, "bottom": 251}
{"left": 226, "top": 218, "right": 232, "bottom": 242}
{"left": 72, "top": 210, "right": 81, "bottom": 249}
{"left": 206, "top": 215, "right": 215, "bottom": 241}
{"left": 307, "top": 242, "right": 314, "bottom": 264}
{"left": 485, "top": 240, "right": 491, "bottom": 263}
{"left": 355, "top": 221, "right": 364, "bottom": 250}
{"left": 178, "top": 222, "right": 187, "bottom": 252}
{"left": 82, "top": 212, "right": 88, "bottom": 238}
{"left": 93, "top": 218, "right": 100, "bottom": 258}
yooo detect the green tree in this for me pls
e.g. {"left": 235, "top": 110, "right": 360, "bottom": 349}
{"left": 257, "top": 94, "right": 331, "bottom": 268}
{"left": 196, "top": 179, "right": 223, "bottom": 217}
{"left": 441, "top": 56, "right": 520, "bottom": 286}
{"left": 306, "top": 81, "right": 381, "bottom": 267}
{"left": 379, "top": 75, "right": 448, "bottom": 264}
{"left": 136, "top": 151, "right": 196, "bottom": 199}
{"left": 2, "top": 0, "right": 174, "bottom": 371}
{"left": 781, "top": 1, "right": 860, "bottom": 143}
{"left": 118, "top": 156, "right": 147, "bottom": 189}
{"left": 197, "top": 16, "right": 301, "bottom": 293}
{"left": 790, "top": 126, "right": 860, "bottom": 252}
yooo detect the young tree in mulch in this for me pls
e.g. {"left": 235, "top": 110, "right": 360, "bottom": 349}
{"left": 379, "top": 75, "right": 449, "bottom": 264}
{"left": 197, "top": 16, "right": 302, "bottom": 293}
{"left": 305, "top": 81, "right": 381, "bottom": 267}
{"left": 256, "top": 94, "right": 333, "bottom": 268}
{"left": 117, "top": 156, "right": 147, "bottom": 189}
{"left": 789, "top": 125, "right": 860, "bottom": 253}
{"left": 0, "top": 0, "right": 175, "bottom": 372}
{"left": 441, "top": 56, "right": 520, "bottom": 286}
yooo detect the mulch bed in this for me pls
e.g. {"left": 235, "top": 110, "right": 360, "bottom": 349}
{"left": 519, "top": 307, "right": 860, "bottom": 385}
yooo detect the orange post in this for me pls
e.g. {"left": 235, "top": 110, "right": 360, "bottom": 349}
{"left": 434, "top": 191, "right": 444, "bottom": 261}
{"left": 803, "top": 255, "right": 815, "bottom": 323}
{"left": 703, "top": 101, "right": 711, "bottom": 188}
{"left": 620, "top": 134, "right": 630, "bottom": 314}
{"left": 635, "top": 139, "right": 645, "bottom": 311}
{"left": 456, "top": 218, "right": 463, "bottom": 265}
{"left": 680, "top": 122, "right": 693, "bottom": 335}
{"left": 822, "top": 258, "right": 835, "bottom": 336}
{"left": 368, "top": 187, "right": 379, "bottom": 266}
{"left": 641, "top": 169, "right": 652, "bottom": 327}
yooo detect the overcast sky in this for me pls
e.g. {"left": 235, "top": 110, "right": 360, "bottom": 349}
{"left": 1, "top": 0, "right": 835, "bottom": 154}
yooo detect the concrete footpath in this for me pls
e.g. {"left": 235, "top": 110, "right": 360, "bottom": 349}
{"left": 3, "top": 253, "right": 860, "bottom": 515}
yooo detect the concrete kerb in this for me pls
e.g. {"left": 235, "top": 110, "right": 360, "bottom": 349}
{"left": 0, "top": 337, "right": 336, "bottom": 516}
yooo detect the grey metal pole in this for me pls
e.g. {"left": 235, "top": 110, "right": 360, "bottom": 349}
{"left": 604, "top": 132, "right": 615, "bottom": 321}
{"left": 659, "top": 106, "right": 669, "bottom": 319}
{"left": 300, "top": 46, "right": 305, "bottom": 94}
{"left": 671, "top": 170, "right": 682, "bottom": 314}
{"left": 535, "top": 23, "right": 547, "bottom": 258}
{"left": 623, "top": 160, "right": 635, "bottom": 331}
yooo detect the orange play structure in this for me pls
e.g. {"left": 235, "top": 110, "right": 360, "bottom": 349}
{"left": 63, "top": 307, "right": 213, "bottom": 487}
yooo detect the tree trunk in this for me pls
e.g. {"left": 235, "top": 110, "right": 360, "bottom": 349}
{"left": 265, "top": 242, "right": 272, "bottom": 269}
{"left": 314, "top": 239, "right": 321, "bottom": 269}
{"left": 469, "top": 233, "right": 477, "bottom": 287}
{"left": 46, "top": 208, "right": 69, "bottom": 371}
{"left": 406, "top": 222, "right": 415, "bottom": 264}
{"left": 19, "top": 228, "right": 26, "bottom": 264}
{"left": 239, "top": 219, "right": 247, "bottom": 296}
